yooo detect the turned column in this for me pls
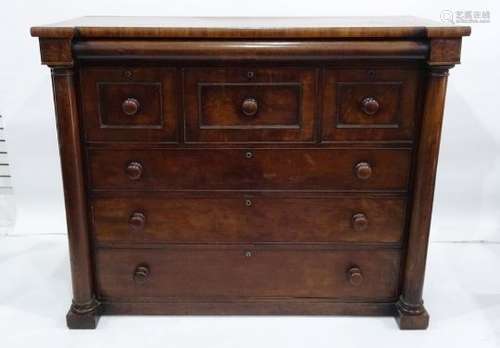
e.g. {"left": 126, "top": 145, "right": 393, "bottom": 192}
{"left": 51, "top": 67, "right": 100, "bottom": 329}
{"left": 396, "top": 64, "right": 452, "bottom": 329}
{"left": 396, "top": 36, "right": 465, "bottom": 330}
{"left": 36, "top": 38, "right": 100, "bottom": 329}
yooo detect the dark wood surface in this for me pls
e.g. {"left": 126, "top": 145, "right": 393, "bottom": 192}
{"left": 322, "top": 67, "right": 420, "bottom": 142}
{"left": 184, "top": 67, "right": 316, "bottom": 143}
{"left": 95, "top": 247, "right": 401, "bottom": 300}
{"left": 51, "top": 69, "right": 100, "bottom": 329}
{"left": 32, "top": 16, "right": 470, "bottom": 330}
{"left": 87, "top": 148, "right": 412, "bottom": 191}
{"left": 72, "top": 40, "right": 430, "bottom": 62}
{"left": 79, "top": 66, "right": 179, "bottom": 142}
{"left": 91, "top": 195, "right": 407, "bottom": 244}
{"left": 31, "top": 16, "right": 471, "bottom": 39}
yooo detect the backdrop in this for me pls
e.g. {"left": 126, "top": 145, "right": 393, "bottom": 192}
{"left": 1, "top": 0, "right": 498, "bottom": 241}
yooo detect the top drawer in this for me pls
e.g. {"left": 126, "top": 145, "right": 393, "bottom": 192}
{"left": 80, "top": 66, "right": 179, "bottom": 143}
{"left": 321, "top": 68, "right": 420, "bottom": 142}
{"left": 183, "top": 67, "right": 317, "bottom": 143}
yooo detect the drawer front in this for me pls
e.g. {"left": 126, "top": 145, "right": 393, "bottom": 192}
{"left": 322, "top": 68, "right": 420, "bottom": 142}
{"left": 184, "top": 67, "right": 317, "bottom": 143}
{"left": 96, "top": 247, "right": 401, "bottom": 300}
{"left": 80, "top": 66, "right": 178, "bottom": 142}
{"left": 88, "top": 148, "right": 411, "bottom": 191}
{"left": 92, "top": 196, "right": 406, "bottom": 244}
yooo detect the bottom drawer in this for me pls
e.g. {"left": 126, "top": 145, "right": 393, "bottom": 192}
{"left": 96, "top": 247, "right": 401, "bottom": 301}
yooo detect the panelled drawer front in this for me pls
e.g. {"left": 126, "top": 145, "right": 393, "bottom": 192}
{"left": 322, "top": 68, "right": 420, "bottom": 142}
{"left": 92, "top": 196, "right": 406, "bottom": 244}
{"left": 80, "top": 66, "right": 178, "bottom": 142}
{"left": 88, "top": 148, "right": 411, "bottom": 191}
{"left": 184, "top": 67, "right": 317, "bottom": 143}
{"left": 96, "top": 247, "right": 401, "bottom": 300}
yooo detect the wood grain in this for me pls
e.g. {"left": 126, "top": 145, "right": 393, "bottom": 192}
{"left": 184, "top": 67, "right": 316, "bottom": 143}
{"left": 32, "top": 16, "right": 469, "bottom": 329}
{"left": 31, "top": 16, "right": 471, "bottom": 39}
{"left": 91, "top": 195, "right": 407, "bottom": 244}
{"left": 95, "top": 247, "right": 402, "bottom": 300}
{"left": 87, "top": 148, "right": 412, "bottom": 191}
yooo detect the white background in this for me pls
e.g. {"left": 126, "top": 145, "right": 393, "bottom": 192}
{"left": 1, "top": 0, "right": 499, "bottom": 241}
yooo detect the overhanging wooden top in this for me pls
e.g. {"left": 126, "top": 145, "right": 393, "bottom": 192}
{"left": 30, "top": 16, "right": 471, "bottom": 39}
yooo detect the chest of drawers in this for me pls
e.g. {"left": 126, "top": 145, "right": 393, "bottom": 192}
{"left": 31, "top": 16, "right": 470, "bottom": 330}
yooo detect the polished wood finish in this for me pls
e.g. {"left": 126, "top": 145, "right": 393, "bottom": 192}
{"left": 100, "top": 300, "right": 396, "bottom": 315}
{"left": 396, "top": 66, "right": 451, "bottom": 329}
{"left": 88, "top": 148, "right": 411, "bottom": 191}
{"left": 32, "top": 16, "right": 470, "bottom": 330}
{"left": 31, "top": 16, "right": 470, "bottom": 39}
{"left": 184, "top": 67, "right": 316, "bottom": 143}
{"left": 79, "top": 66, "right": 178, "bottom": 142}
{"left": 51, "top": 68, "right": 100, "bottom": 328}
{"left": 321, "top": 67, "right": 420, "bottom": 142}
{"left": 91, "top": 195, "right": 407, "bottom": 244}
{"left": 347, "top": 267, "right": 364, "bottom": 286}
{"left": 73, "top": 40, "right": 430, "bottom": 61}
{"left": 95, "top": 247, "right": 401, "bottom": 300}
{"left": 128, "top": 211, "right": 146, "bottom": 233}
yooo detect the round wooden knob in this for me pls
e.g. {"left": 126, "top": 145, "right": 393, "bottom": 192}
{"left": 360, "top": 97, "right": 380, "bottom": 115}
{"left": 125, "top": 161, "right": 143, "bottom": 181}
{"left": 122, "top": 97, "right": 140, "bottom": 116}
{"left": 354, "top": 162, "right": 372, "bottom": 180}
{"left": 347, "top": 267, "right": 363, "bottom": 286}
{"left": 129, "top": 212, "right": 146, "bottom": 232}
{"left": 133, "top": 265, "right": 150, "bottom": 284}
{"left": 241, "top": 97, "right": 258, "bottom": 117}
{"left": 352, "top": 213, "right": 368, "bottom": 232}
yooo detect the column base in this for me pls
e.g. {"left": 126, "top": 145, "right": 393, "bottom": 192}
{"left": 66, "top": 299, "right": 101, "bottom": 329}
{"left": 395, "top": 297, "right": 429, "bottom": 330}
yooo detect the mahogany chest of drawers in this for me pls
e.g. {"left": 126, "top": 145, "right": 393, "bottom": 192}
{"left": 31, "top": 16, "right": 470, "bottom": 330}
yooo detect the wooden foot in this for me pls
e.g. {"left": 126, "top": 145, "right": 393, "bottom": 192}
{"left": 66, "top": 299, "right": 101, "bottom": 329}
{"left": 395, "top": 297, "right": 429, "bottom": 330}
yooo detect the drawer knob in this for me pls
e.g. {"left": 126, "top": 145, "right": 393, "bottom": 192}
{"left": 122, "top": 97, "right": 140, "bottom": 116}
{"left": 360, "top": 97, "right": 380, "bottom": 115}
{"left": 354, "top": 162, "right": 372, "bottom": 180}
{"left": 133, "top": 265, "right": 150, "bottom": 284}
{"left": 347, "top": 267, "right": 363, "bottom": 286}
{"left": 352, "top": 213, "right": 368, "bottom": 232}
{"left": 241, "top": 97, "right": 259, "bottom": 117}
{"left": 129, "top": 212, "right": 146, "bottom": 232}
{"left": 126, "top": 161, "right": 143, "bottom": 180}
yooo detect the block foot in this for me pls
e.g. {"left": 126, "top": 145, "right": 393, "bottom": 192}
{"left": 395, "top": 297, "right": 429, "bottom": 330}
{"left": 66, "top": 299, "right": 101, "bottom": 329}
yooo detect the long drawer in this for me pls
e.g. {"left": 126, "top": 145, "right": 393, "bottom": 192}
{"left": 87, "top": 148, "right": 411, "bottom": 191}
{"left": 91, "top": 195, "right": 407, "bottom": 244}
{"left": 95, "top": 247, "right": 401, "bottom": 300}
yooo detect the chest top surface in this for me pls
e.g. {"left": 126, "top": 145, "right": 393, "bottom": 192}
{"left": 31, "top": 16, "right": 470, "bottom": 39}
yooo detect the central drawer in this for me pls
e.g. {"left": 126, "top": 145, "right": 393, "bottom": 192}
{"left": 95, "top": 247, "right": 401, "bottom": 300}
{"left": 87, "top": 148, "right": 411, "bottom": 191}
{"left": 183, "top": 67, "right": 317, "bottom": 143}
{"left": 92, "top": 195, "right": 407, "bottom": 244}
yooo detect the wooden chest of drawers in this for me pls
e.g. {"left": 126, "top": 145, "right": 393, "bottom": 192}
{"left": 31, "top": 16, "right": 470, "bottom": 330}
